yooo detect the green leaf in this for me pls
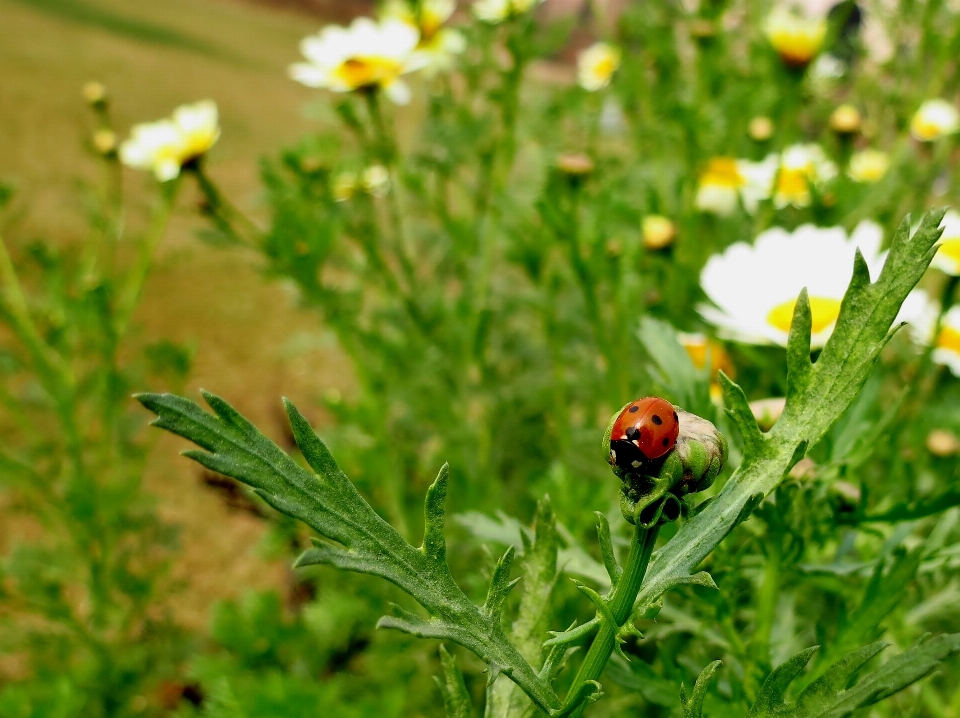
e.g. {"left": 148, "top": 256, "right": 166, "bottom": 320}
{"left": 435, "top": 645, "right": 473, "bottom": 718}
{"left": 747, "top": 634, "right": 960, "bottom": 718}
{"left": 681, "top": 660, "right": 722, "bottom": 718}
{"left": 136, "top": 391, "right": 560, "bottom": 715}
{"left": 632, "top": 209, "right": 945, "bottom": 619}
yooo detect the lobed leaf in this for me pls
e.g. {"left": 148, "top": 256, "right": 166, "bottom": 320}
{"left": 136, "top": 391, "right": 559, "bottom": 714}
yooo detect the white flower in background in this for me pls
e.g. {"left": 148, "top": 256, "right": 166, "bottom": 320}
{"left": 765, "top": 7, "right": 827, "bottom": 67}
{"left": 119, "top": 100, "right": 220, "bottom": 182}
{"left": 699, "top": 221, "right": 892, "bottom": 348}
{"left": 847, "top": 149, "right": 889, "bottom": 183}
{"left": 932, "top": 210, "right": 960, "bottom": 276}
{"left": 695, "top": 155, "right": 778, "bottom": 215}
{"left": 171, "top": 100, "right": 221, "bottom": 164}
{"left": 903, "top": 293, "right": 960, "bottom": 376}
{"left": 362, "top": 164, "right": 391, "bottom": 196}
{"left": 577, "top": 42, "right": 621, "bottom": 91}
{"left": 289, "top": 18, "right": 426, "bottom": 105}
{"left": 773, "top": 143, "right": 836, "bottom": 208}
{"left": 472, "top": 0, "right": 544, "bottom": 23}
{"left": 934, "top": 306, "right": 960, "bottom": 376}
{"left": 910, "top": 99, "right": 960, "bottom": 142}
{"left": 808, "top": 53, "right": 845, "bottom": 82}
{"left": 382, "top": 0, "right": 465, "bottom": 74}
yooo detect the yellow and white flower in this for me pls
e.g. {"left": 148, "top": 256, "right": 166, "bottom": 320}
{"left": 765, "top": 7, "right": 827, "bottom": 67}
{"left": 773, "top": 143, "right": 837, "bottom": 208}
{"left": 695, "top": 155, "right": 779, "bottom": 215}
{"left": 910, "top": 99, "right": 960, "bottom": 142}
{"left": 382, "top": 0, "right": 465, "bottom": 75}
{"left": 119, "top": 100, "right": 220, "bottom": 182}
{"left": 289, "top": 18, "right": 426, "bottom": 105}
{"left": 903, "top": 294, "right": 960, "bottom": 376}
{"left": 932, "top": 210, "right": 960, "bottom": 276}
{"left": 699, "top": 221, "right": 890, "bottom": 348}
{"left": 847, "top": 149, "right": 889, "bottom": 183}
{"left": 472, "top": 0, "right": 543, "bottom": 23}
{"left": 934, "top": 306, "right": 960, "bottom": 376}
{"left": 577, "top": 42, "right": 621, "bottom": 92}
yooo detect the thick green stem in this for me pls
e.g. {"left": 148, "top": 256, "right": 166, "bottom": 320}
{"left": 563, "top": 523, "right": 661, "bottom": 717}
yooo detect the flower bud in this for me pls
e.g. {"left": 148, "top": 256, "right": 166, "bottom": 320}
{"left": 641, "top": 215, "right": 676, "bottom": 250}
{"left": 92, "top": 129, "right": 118, "bottom": 155}
{"left": 829, "top": 104, "right": 862, "bottom": 134}
{"left": 556, "top": 153, "right": 594, "bottom": 177}
{"left": 749, "top": 116, "right": 774, "bottom": 141}
{"left": 603, "top": 404, "right": 727, "bottom": 526}
{"left": 82, "top": 81, "right": 108, "bottom": 107}
{"left": 927, "top": 429, "right": 960, "bottom": 457}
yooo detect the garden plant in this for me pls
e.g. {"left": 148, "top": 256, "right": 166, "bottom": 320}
{"left": 5, "top": 0, "right": 960, "bottom": 716}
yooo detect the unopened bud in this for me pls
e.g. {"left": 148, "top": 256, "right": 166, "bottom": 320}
{"left": 92, "top": 129, "right": 117, "bottom": 155}
{"left": 82, "top": 81, "right": 108, "bottom": 107}
{"left": 642, "top": 215, "right": 676, "bottom": 250}
{"left": 749, "top": 397, "right": 785, "bottom": 431}
{"left": 557, "top": 153, "right": 594, "bottom": 177}
{"left": 927, "top": 429, "right": 960, "bottom": 457}
{"left": 749, "top": 116, "right": 774, "bottom": 141}
{"left": 829, "top": 104, "right": 862, "bottom": 134}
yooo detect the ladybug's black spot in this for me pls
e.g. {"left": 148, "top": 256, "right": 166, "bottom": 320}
{"left": 662, "top": 437, "right": 670, "bottom": 446}
{"left": 628, "top": 405, "right": 639, "bottom": 413}
{"left": 651, "top": 414, "right": 663, "bottom": 425}
{"left": 626, "top": 426, "right": 640, "bottom": 441}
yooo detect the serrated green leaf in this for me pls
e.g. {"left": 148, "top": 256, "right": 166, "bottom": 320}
{"left": 681, "top": 660, "right": 722, "bottom": 718}
{"left": 136, "top": 391, "right": 559, "bottom": 714}
{"left": 747, "top": 634, "right": 960, "bottom": 718}
{"left": 435, "top": 645, "right": 473, "bottom": 718}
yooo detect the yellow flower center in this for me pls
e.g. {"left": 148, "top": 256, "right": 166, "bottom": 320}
{"left": 335, "top": 56, "right": 403, "bottom": 89}
{"left": 938, "top": 239, "right": 960, "bottom": 269}
{"left": 701, "top": 158, "right": 745, "bottom": 188}
{"left": 768, "top": 20, "right": 826, "bottom": 66}
{"left": 592, "top": 56, "right": 617, "bottom": 81}
{"left": 938, "top": 326, "right": 960, "bottom": 355}
{"left": 767, "top": 296, "right": 842, "bottom": 334}
{"left": 776, "top": 167, "right": 811, "bottom": 203}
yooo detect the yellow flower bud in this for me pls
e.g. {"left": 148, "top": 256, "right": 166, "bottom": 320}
{"left": 641, "top": 215, "right": 676, "bottom": 250}
{"left": 749, "top": 116, "right": 774, "bottom": 141}
{"left": 82, "top": 81, "right": 108, "bottom": 106}
{"left": 829, "top": 104, "right": 862, "bottom": 134}
{"left": 92, "top": 129, "right": 118, "bottom": 155}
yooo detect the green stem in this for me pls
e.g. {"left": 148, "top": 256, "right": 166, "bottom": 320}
{"left": 747, "top": 539, "right": 781, "bottom": 695}
{"left": 193, "top": 164, "right": 262, "bottom": 248}
{"left": 114, "top": 181, "right": 178, "bottom": 339}
{"left": 563, "top": 523, "right": 661, "bottom": 717}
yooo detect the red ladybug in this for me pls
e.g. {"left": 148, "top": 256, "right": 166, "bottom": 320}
{"left": 609, "top": 397, "right": 679, "bottom": 472}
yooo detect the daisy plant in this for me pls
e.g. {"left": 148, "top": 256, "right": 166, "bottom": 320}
{"left": 139, "top": 210, "right": 959, "bottom": 717}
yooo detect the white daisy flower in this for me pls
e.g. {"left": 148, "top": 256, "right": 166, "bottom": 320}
{"left": 472, "top": 0, "right": 544, "bottom": 24}
{"left": 935, "top": 307, "right": 960, "bottom": 376}
{"left": 289, "top": 18, "right": 426, "bottom": 105}
{"left": 119, "top": 100, "right": 220, "bottom": 182}
{"left": 695, "top": 155, "right": 779, "bottom": 216}
{"left": 699, "top": 221, "right": 891, "bottom": 348}
{"left": 902, "top": 293, "right": 960, "bottom": 376}
{"left": 765, "top": 7, "right": 827, "bottom": 67}
{"left": 932, "top": 210, "right": 960, "bottom": 276}
{"left": 910, "top": 99, "right": 960, "bottom": 142}
{"left": 847, "top": 149, "right": 889, "bottom": 183}
{"left": 577, "top": 42, "right": 621, "bottom": 92}
{"left": 773, "top": 143, "right": 837, "bottom": 208}
{"left": 382, "top": 0, "right": 465, "bottom": 75}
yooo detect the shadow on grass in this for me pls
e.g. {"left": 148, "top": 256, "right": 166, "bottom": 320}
{"left": 9, "top": 0, "right": 250, "bottom": 63}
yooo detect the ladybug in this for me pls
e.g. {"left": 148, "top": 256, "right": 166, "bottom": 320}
{"left": 608, "top": 397, "right": 680, "bottom": 473}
